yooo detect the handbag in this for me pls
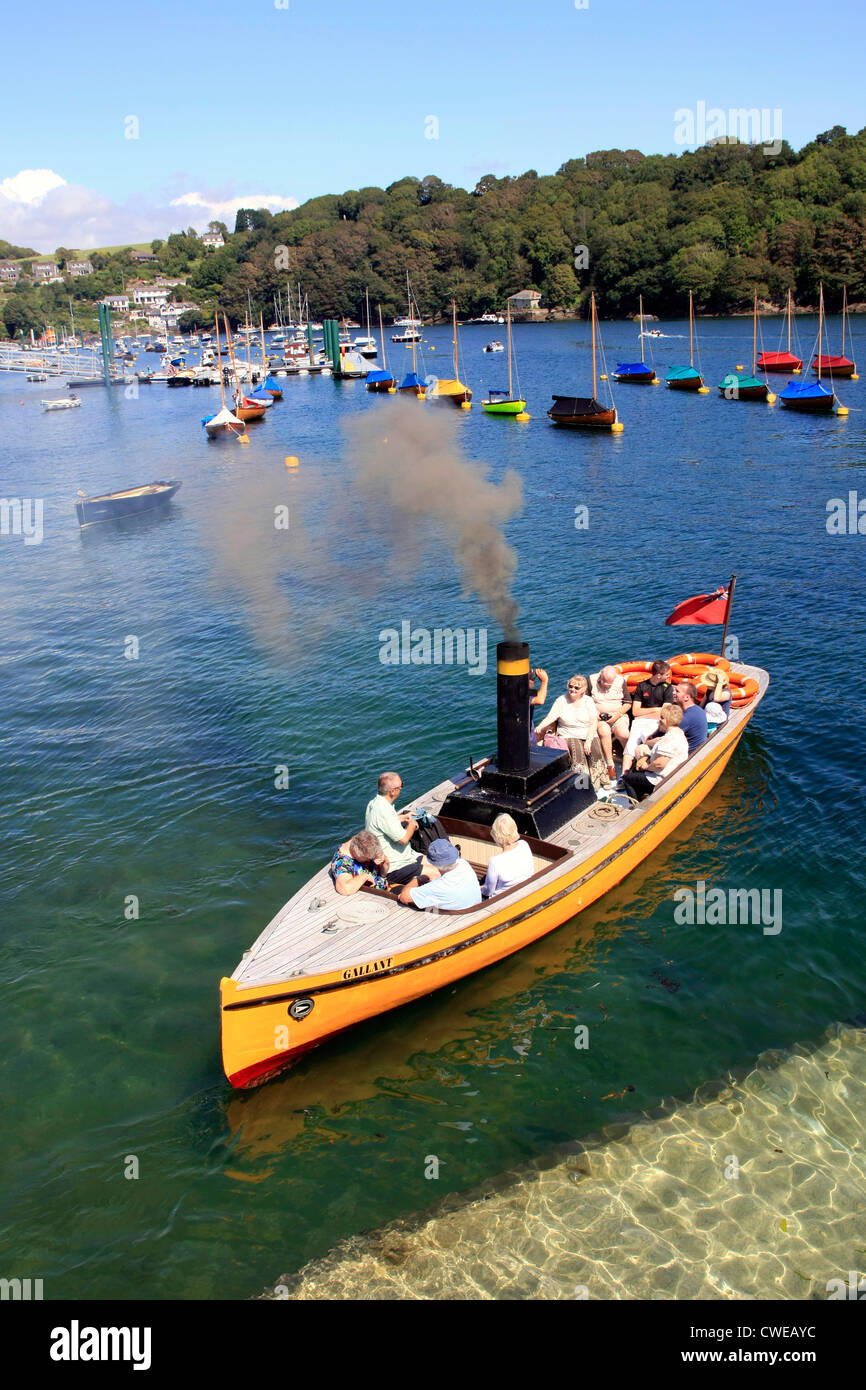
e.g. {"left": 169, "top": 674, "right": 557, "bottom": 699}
{"left": 542, "top": 730, "right": 569, "bottom": 751}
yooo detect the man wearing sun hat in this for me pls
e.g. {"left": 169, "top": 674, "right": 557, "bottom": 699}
{"left": 397, "top": 839, "right": 481, "bottom": 911}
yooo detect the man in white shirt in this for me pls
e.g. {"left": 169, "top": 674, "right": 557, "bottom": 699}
{"left": 590, "top": 666, "right": 632, "bottom": 778}
{"left": 365, "top": 771, "right": 422, "bottom": 886}
{"left": 621, "top": 704, "right": 689, "bottom": 802}
{"left": 399, "top": 839, "right": 481, "bottom": 911}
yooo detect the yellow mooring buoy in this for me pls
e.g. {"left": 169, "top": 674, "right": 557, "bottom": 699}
{"left": 285, "top": 455, "right": 299, "bottom": 467}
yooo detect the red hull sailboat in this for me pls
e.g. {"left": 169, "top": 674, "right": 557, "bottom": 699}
{"left": 757, "top": 290, "right": 802, "bottom": 372}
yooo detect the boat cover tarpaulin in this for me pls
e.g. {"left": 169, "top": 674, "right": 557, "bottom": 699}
{"left": 779, "top": 381, "right": 834, "bottom": 402}
{"left": 665, "top": 365, "right": 702, "bottom": 381}
{"left": 717, "top": 372, "right": 765, "bottom": 392}
{"left": 366, "top": 369, "right": 394, "bottom": 384}
{"left": 399, "top": 372, "right": 425, "bottom": 390}
{"left": 615, "top": 362, "right": 650, "bottom": 374}
{"left": 549, "top": 395, "right": 609, "bottom": 416}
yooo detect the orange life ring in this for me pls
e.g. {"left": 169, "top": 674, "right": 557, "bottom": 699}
{"left": 669, "top": 653, "right": 731, "bottom": 671}
{"left": 615, "top": 661, "right": 653, "bottom": 674}
{"left": 727, "top": 675, "right": 758, "bottom": 706}
{"left": 670, "top": 663, "right": 709, "bottom": 680}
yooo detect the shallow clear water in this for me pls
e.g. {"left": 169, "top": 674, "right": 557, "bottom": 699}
{"left": 1, "top": 317, "right": 864, "bottom": 1299}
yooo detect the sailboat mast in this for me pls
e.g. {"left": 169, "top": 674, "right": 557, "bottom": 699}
{"left": 841, "top": 285, "right": 847, "bottom": 356}
{"left": 507, "top": 301, "right": 513, "bottom": 398}
{"left": 452, "top": 301, "right": 458, "bottom": 378}
{"left": 224, "top": 314, "right": 240, "bottom": 400}
{"left": 787, "top": 290, "right": 792, "bottom": 354}
{"left": 639, "top": 295, "right": 644, "bottom": 349}
{"left": 689, "top": 291, "right": 694, "bottom": 367}
{"left": 215, "top": 309, "right": 226, "bottom": 411}
{"left": 259, "top": 311, "right": 267, "bottom": 371}
{"left": 592, "top": 294, "right": 598, "bottom": 399}
{"left": 378, "top": 303, "right": 388, "bottom": 372}
{"left": 408, "top": 273, "right": 418, "bottom": 375}
{"left": 817, "top": 283, "right": 824, "bottom": 383}
{"left": 752, "top": 291, "right": 758, "bottom": 375}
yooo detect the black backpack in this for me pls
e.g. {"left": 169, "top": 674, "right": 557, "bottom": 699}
{"left": 410, "top": 809, "right": 450, "bottom": 856}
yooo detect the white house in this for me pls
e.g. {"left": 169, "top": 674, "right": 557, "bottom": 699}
{"left": 202, "top": 231, "right": 224, "bottom": 249}
{"left": 66, "top": 260, "right": 94, "bottom": 277}
{"left": 132, "top": 285, "right": 170, "bottom": 307}
{"left": 103, "top": 294, "right": 130, "bottom": 313}
{"left": 507, "top": 289, "right": 542, "bottom": 311}
{"left": 32, "top": 261, "right": 60, "bottom": 281}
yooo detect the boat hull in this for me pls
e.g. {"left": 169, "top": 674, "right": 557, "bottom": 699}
{"left": 779, "top": 393, "right": 836, "bottom": 413}
{"left": 234, "top": 403, "right": 267, "bottom": 421}
{"left": 366, "top": 377, "right": 396, "bottom": 392}
{"left": 717, "top": 373, "right": 769, "bottom": 402}
{"left": 75, "top": 481, "right": 181, "bottom": 527}
{"left": 665, "top": 370, "right": 704, "bottom": 391}
{"left": 757, "top": 353, "right": 802, "bottom": 372}
{"left": 220, "top": 676, "right": 765, "bottom": 1088}
{"left": 812, "top": 356, "right": 855, "bottom": 378}
{"left": 482, "top": 398, "right": 527, "bottom": 415}
{"left": 548, "top": 395, "right": 616, "bottom": 429}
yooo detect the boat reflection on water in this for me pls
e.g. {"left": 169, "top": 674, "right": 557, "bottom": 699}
{"left": 221, "top": 736, "right": 770, "bottom": 1167}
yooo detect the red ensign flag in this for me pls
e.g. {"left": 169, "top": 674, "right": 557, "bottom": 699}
{"left": 665, "top": 586, "right": 730, "bottom": 625}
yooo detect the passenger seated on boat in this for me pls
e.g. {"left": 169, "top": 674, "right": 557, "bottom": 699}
{"left": 673, "top": 681, "right": 709, "bottom": 754}
{"left": 329, "top": 832, "right": 390, "bottom": 896}
{"left": 534, "top": 675, "right": 609, "bottom": 789}
{"left": 482, "top": 814, "right": 534, "bottom": 899}
{"left": 701, "top": 667, "right": 732, "bottom": 718}
{"left": 590, "top": 666, "right": 632, "bottom": 779}
{"left": 621, "top": 704, "right": 688, "bottom": 802}
{"left": 398, "top": 839, "right": 481, "bottom": 911}
{"left": 365, "top": 771, "right": 423, "bottom": 887}
{"left": 630, "top": 660, "right": 676, "bottom": 719}
{"left": 528, "top": 665, "right": 549, "bottom": 735}
{"left": 620, "top": 713, "right": 666, "bottom": 777}
{"left": 704, "top": 701, "right": 728, "bottom": 735}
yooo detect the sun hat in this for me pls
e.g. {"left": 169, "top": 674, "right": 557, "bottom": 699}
{"left": 427, "top": 838, "right": 458, "bottom": 867}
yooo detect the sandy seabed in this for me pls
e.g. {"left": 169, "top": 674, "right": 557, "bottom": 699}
{"left": 265, "top": 1022, "right": 865, "bottom": 1300}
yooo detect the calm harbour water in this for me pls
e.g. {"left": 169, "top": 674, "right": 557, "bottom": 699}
{"left": 1, "top": 317, "right": 864, "bottom": 1300}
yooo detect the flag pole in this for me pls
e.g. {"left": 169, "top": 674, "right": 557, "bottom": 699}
{"left": 720, "top": 573, "right": 737, "bottom": 659}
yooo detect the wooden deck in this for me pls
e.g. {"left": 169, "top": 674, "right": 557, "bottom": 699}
{"left": 231, "top": 664, "right": 767, "bottom": 991}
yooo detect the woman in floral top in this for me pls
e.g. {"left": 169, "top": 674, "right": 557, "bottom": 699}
{"left": 329, "top": 830, "right": 390, "bottom": 895}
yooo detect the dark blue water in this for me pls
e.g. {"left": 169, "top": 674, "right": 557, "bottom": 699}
{"left": 1, "top": 317, "right": 863, "bottom": 1299}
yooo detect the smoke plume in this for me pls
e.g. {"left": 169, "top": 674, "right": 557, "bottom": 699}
{"left": 342, "top": 402, "right": 523, "bottom": 637}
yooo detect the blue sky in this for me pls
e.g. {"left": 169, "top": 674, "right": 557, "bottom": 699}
{"left": 3, "top": 0, "right": 865, "bottom": 249}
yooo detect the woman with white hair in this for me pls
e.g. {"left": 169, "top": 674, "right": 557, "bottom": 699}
{"left": 482, "top": 814, "right": 534, "bottom": 899}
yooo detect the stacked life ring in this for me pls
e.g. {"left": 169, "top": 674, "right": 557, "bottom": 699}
{"left": 668, "top": 653, "right": 758, "bottom": 708}
{"left": 614, "top": 656, "right": 759, "bottom": 708}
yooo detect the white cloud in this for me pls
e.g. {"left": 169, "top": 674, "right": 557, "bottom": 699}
{"left": 171, "top": 190, "right": 299, "bottom": 219}
{"left": 0, "top": 168, "right": 299, "bottom": 252}
{"left": 0, "top": 168, "right": 67, "bottom": 204}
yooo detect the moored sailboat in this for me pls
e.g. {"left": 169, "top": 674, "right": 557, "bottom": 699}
{"left": 427, "top": 301, "right": 472, "bottom": 405}
{"left": 398, "top": 274, "right": 427, "bottom": 396}
{"left": 481, "top": 302, "right": 527, "bottom": 416}
{"left": 780, "top": 285, "right": 837, "bottom": 413}
{"left": 717, "top": 292, "right": 773, "bottom": 403}
{"left": 366, "top": 304, "right": 397, "bottom": 391}
{"left": 757, "top": 290, "right": 802, "bottom": 372}
{"left": 613, "top": 296, "right": 657, "bottom": 383}
{"left": 548, "top": 292, "right": 621, "bottom": 430}
{"left": 665, "top": 291, "right": 706, "bottom": 391}
{"left": 202, "top": 311, "right": 245, "bottom": 436}
{"left": 812, "top": 286, "right": 858, "bottom": 378}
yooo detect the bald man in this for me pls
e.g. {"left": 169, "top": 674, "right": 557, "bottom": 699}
{"left": 589, "top": 666, "right": 632, "bottom": 779}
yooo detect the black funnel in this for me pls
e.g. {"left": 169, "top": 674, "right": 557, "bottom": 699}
{"left": 440, "top": 641, "right": 596, "bottom": 838}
